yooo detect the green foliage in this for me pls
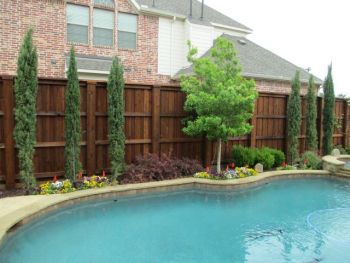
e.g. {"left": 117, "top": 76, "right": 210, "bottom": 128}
{"left": 231, "top": 146, "right": 282, "bottom": 170}
{"left": 107, "top": 57, "right": 126, "bottom": 181}
{"left": 299, "top": 151, "right": 322, "bottom": 170}
{"left": 255, "top": 148, "right": 275, "bottom": 170}
{"left": 231, "top": 145, "right": 256, "bottom": 167}
{"left": 323, "top": 64, "right": 335, "bottom": 155}
{"left": 14, "top": 28, "right": 38, "bottom": 191}
{"left": 287, "top": 71, "right": 302, "bottom": 164}
{"left": 180, "top": 37, "right": 257, "bottom": 172}
{"left": 64, "top": 47, "right": 82, "bottom": 181}
{"left": 306, "top": 75, "right": 318, "bottom": 151}
{"left": 265, "top": 148, "right": 285, "bottom": 167}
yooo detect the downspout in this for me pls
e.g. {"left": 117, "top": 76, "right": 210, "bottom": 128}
{"left": 200, "top": 0, "right": 204, "bottom": 20}
{"left": 190, "top": 0, "right": 193, "bottom": 17}
{"left": 170, "top": 16, "right": 176, "bottom": 77}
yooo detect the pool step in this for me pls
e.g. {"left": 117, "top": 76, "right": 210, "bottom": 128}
{"left": 336, "top": 168, "right": 350, "bottom": 177}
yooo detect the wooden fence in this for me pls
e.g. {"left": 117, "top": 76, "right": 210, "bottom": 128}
{"left": 0, "top": 76, "right": 349, "bottom": 189}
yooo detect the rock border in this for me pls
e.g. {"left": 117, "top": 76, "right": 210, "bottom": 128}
{"left": 322, "top": 154, "right": 350, "bottom": 173}
{"left": 0, "top": 170, "right": 338, "bottom": 246}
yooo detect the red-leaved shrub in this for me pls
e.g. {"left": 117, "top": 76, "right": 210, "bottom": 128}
{"left": 120, "top": 154, "right": 203, "bottom": 184}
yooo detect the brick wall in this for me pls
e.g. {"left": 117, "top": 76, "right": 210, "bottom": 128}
{"left": 0, "top": 0, "right": 174, "bottom": 85}
{"left": 0, "top": 0, "right": 312, "bottom": 92}
{"left": 255, "top": 79, "right": 310, "bottom": 95}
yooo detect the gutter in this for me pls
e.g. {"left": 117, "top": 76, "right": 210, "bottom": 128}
{"left": 211, "top": 22, "right": 253, "bottom": 34}
{"left": 139, "top": 6, "right": 187, "bottom": 20}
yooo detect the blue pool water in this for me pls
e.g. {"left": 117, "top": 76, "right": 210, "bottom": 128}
{"left": 1, "top": 178, "right": 350, "bottom": 263}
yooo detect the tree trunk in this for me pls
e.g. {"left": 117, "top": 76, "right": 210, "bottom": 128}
{"left": 217, "top": 139, "right": 222, "bottom": 174}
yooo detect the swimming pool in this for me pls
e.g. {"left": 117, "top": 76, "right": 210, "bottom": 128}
{"left": 1, "top": 177, "right": 350, "bottom": 263}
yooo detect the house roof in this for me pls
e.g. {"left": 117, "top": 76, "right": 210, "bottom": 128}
{"left": 66, "top": 55, "right": 112, "bottom": 73}
{"left": 135, "top": 0, "right": 252, "bottom": 32}
{"left": 175, "top": 34, "right": 323, "bottom": 84}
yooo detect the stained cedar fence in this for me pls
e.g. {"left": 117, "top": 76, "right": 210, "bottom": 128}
{"left": 0, "top": 76, "right": 349, "bottom": 189}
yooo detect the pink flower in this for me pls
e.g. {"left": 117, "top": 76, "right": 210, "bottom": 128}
{"left": 53, "top": 176, "right": 58, "bottom": 183}
{"left": 102, "top": 170, "right": 106, "bottom": 177}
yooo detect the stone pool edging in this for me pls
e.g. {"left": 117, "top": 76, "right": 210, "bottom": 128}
{"left": 0, "top": 170, "right": 336, "bottom": 246}
{"left": 322, "top": 154, "right": 350, "bottom": 173}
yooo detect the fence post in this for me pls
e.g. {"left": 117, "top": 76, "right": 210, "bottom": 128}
{"left": 152, "top": 85, "right": 161, "bottom": 156}
{"left": 3, "top": 76, "right": 16, "bottom": 189}
{"left": 86, "top": 81, "right": 96, "bottom": 176}
{"left": 318, "top": 97, "right": 324, "bottom": 155}
{"left": 250, "top": 101, "right": 257, "bottom": 148}
{"left": 344, "top": 99, "right": 349, "bottom": 148}
{"left": 284, "top": 95, "right": 289, "bottom": 158}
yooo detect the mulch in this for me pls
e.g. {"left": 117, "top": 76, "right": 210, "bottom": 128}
{"left": 0, "top": 189, "right": 27, "bottom": 199}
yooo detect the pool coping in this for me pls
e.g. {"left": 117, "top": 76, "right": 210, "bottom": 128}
{"left": 0, "top": 170, "right": 342, "bottom": 246}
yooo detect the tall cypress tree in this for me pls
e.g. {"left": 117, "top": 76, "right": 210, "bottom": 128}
{"left": 107, "top": 57, "right": 125, "bottom": 181}
{"left": 287, "top": 71, "right": 302, "bottom": 164}
{"left": 64, "top": 47, "right": 82, "bottom": 181}
{"left": 323, "top": 64, "right": 335, "bottom": 155}
{"left": 14, "top": 28, "right": 38, "bottom": 192}
{"left": 306, "top": 75, "right": 318, "bottom": 151}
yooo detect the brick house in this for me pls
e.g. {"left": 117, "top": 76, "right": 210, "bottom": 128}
{"left": 0, "top": 0, "right": 322, "bottom": 92}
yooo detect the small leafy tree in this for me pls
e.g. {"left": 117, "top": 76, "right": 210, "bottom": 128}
{"left": 14, "top": 28, "right": 38, "bottom": 192}
{"left": 306, "top": 75, "right": 318, "bottom": 151}
{"left": 287, "top": 71, "right": 302, "bottom": 164}
{"left": 107, "top": 57, "right": 125, "bottom": 181}
{"left": 181, "top": 37, "right": 257, "bottom": 173}
{"left": 64, "top": 47, "right": 82, "bottom": 181}
{"left": 323, "top": 64, "right": 335, "bottom": 155}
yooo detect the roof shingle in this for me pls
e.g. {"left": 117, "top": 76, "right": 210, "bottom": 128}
{"left": 175, "top": 34, "right": 323, "bottom": 84}
{"left": 135, "top": 0, "right": 252, "bottom": 31}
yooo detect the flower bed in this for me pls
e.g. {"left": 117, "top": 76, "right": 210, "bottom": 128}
{"left": 194, "top": 165, "right": 258, "bottom": 180}
{"left": 39, "top": 174, "right": 111, "bottom": 195}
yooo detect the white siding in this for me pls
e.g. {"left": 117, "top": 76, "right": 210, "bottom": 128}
{"left": 188, "top": 23, "right": 214, "bottom": 57}
{"left": 158, "top": 17, "right": 186, "bottom": 76}
{"left": 158, "top": 18, "right": 250, "bottom": 76}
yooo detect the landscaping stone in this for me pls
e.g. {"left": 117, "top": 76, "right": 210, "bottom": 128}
{"left": 255, "top": 163, "right": 264, "bottom": 173}
{"left": 331, "top": 149, "right": 341, "bottom": 157}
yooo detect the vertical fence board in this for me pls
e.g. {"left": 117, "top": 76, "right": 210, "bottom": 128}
{"left": 86, "top": 81, "right": 96, "bottom": 176}
{"left": 152, "top": 86, "right": 161, "bottom": 156}
{"left": 3, "top": 76, "right": 15, "bottom": 189}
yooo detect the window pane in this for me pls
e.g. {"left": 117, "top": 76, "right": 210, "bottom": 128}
{"left": 94, "top": 28, "right": 113, "bottom": 46}
{"left": 68, "top": 24, "right": 89, "bottom": 44}
{"left": 94, "top": 9, "right": 114, "bottom": 29}
{"left": 118, "top": 31, "right": 136, "bottom": 49}
{"left": 118, "top": 13, "right": 137, "bottom": 33}
{"left": 67, "top": 4, "right": 89, "bottom": 26}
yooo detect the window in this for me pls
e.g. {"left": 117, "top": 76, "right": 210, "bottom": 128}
{"left": 67, "top": 4, "right": 89, "bottom": 44}
{"left": 118, "top": 13, "right": 137, "bottom": 49}
{"left": 94, "top": 0, "right": 114, "bottom": 7}
{"left": 93, "top": 9, "right": 114, "bottom": 46}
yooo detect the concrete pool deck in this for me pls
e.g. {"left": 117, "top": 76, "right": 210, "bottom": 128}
{"left": 0, "top": 170, "right": 343, "bottom": 246}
